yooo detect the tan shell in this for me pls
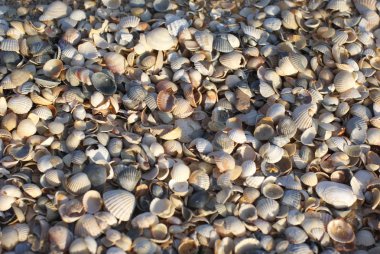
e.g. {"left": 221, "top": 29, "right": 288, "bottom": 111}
{"left": 39, "top": 1, "right": 69, "bottom": 21}
{"left": 43, "top": 59, "right": 64, "bottom": 79}
{"left": 146, "top": 28, "right": 174, "bottom": 51}
{"left": 327, "top": 219, "right": 355, "bottom": 243}
{"left": 49, "top": 225, "right": 73, "bottom": 251}
{"left": 64, "top": 173, "right": 92, "bottom": 195}
{"left": 104, "top": 52, "right": 127, "bottom": 75}
{"left": 82, "top": 190, "right": 102, "bottom": 214}
{"left": 219, "top": 52, "right": 246, "bottom": 70}
{"left": 334, "top": 70, "right": 356, "bottom": 93}
{"left": 16, "top": 119, "right": 37, "bottom": 138}
{"left": 8, "top": 95, "right": 33, "bottom": 114}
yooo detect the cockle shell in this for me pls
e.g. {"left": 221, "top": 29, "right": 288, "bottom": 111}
{"left": 8, "top": 95, "right": 33, "bottom": 114}
{"left": 146, "top": 28, "right": 174, "bottom": 51}
{"left": 327, "top": 219, "right": 355, "bottom": 243}
{"left": 334, "top": 70, "right": 356, "bottom": 93}
{"left": 104, "top": 53, "right": 127, "bottom": 75}
{"left": 219, "top": 52, "right": 246, "bottom": 70}
{"left": 316, "top": 181, "right": 357, "bottom": 209}
{"left": 103, "top": 190, "right": 136, "bottom": 221}
{"left": 39, "top": 1, "right": 69, "bottom": 21}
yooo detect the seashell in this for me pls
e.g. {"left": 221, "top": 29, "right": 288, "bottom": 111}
{"left": 157, "top": 90, "right": 176, "bottom": 112}
{"left": 334, "top": 70, "right": 356, "bottom": 93}
{"left": 102, "top": 0, "right": 121, "bottom": 9}
{"left": 356, "top": 230, "right": 375, "bottom": 247}
{"left": 172, "top": 98, "right": 193, "bottom": 118}
{"left": 300, "top": 172, "right": 318, "bottom": 187}
{"left": 150, "top": 198, "right": 175, "bottom": 218}
{"left": 32, "top": 106, "right": 53, "bottom": 120}
{"left": 104, "top": 52, "right": 127, "bottom": 75}
{"left": 353, "top": 0, "right": 377, "bottom": 14}
{"left": 188, "top": 170, "right": 210, "bottom": 190}
{"left": 287, "top": 209, "right": 305, "bottom": 226}
{"left": 75, "top": 214, "right": 103, "bottom": 238}
{"left": 83, "top": 190, "right": 102, "bottom": 214}
{"left": 22, "top": 183, "right": 42, "bottom": 198}
{"left": 178, "top": 238, "right": 199, "bottom": 254}
{"left": 367, "top": 128, "right": 380, "bottom": 146}
{"left": 64, "top": 173, "right": 91, "bottom": 195}
{"left": 282, "top": 10, "right": 298, "bottom": 30}
{"left": 43, "top": 59, "right": 63, "bottom": 79}
{"left": 58, "top": 199, "right": 85, "bottom": 223}
{"left": 70, "top": 10, "right": 86, "bottom": 21}
{"left": 316, "top": 181, "right": 357, "bottom": 209}
{"left": 211, "top": 151, "right": 235, "bottom": 172}
{"left": 153, "top": 0, "right": 171, "bottom": 12}
{"left": 49, "top": 225, "right": 73, "bottom": 251}
{"left": 219, "top": 52, "right": 246, "bottom": 70}
{"left": 0, "top": 195, "right": 16, "bottom": 211}
{"left": 91, "top": 72, "right": 117, "bottom": 95}
{"left": 69, "top": 237, "right": 97, "bottom": 254}
{"left": 16, "top": 119, "right": 37, "bottom": 138}
{"left": 213, "top": 35, "right": 234, "bottom": 53}
{"left": 256, "top": 198, "right": 280, "bottom": 221}
{"left": 327, "top": 219, "right": 355, "bottom": 243}
{"left": 132, "top": 212, "right": 159, "bottom": 229}
{"left": 285, "top": 227, "right": 308, "bottom": 244}
{"left": 289, "top": 53, "right": 308, "bottom": 72}
{"left": 234, "top": 238, "right": 261, "bottom": 254}
{"left": 238, "top": 203, "right": 258, "bottom": 222}
{"left": 118, "top": 166, "right": 141, "bottom": 192}
{"left": 103, "top": 190, "right": 136, "bottom": 221}
{"left": 8, "top": 95, "right": 33, "bottom": 114}
{"left": 119, "top": 16, "right": 140, "bottom": 28}
{"left": 276, "top": 56, "right": 299, "bottom": 76}
{"left": 0, "top": 39, "right": 20, "bottom": 52}
{"left": 259, "top": 143, "right": 284, "bottom": 164}
{"left": 292, "top": 103, "right": 317, "bottom": 131}
{"left": 278, "top": 117, "right": 297, "bottom": 138}
{"left": 262, "top": 183, "right": 284, "bottom": 199}
{"left": 1, "top": 226, "right": 19, "bottom": 250}
{"left": 263, "top": 18, "right": 282, "bottom": 32}
{"left": 39, "top": 1, "right": 69, "bottom": 21}
{"left": 146, "top": 28, "right": 174, "bottom": 51}
{"left": 194, "top": 30, "right": 214, "bottom": 52}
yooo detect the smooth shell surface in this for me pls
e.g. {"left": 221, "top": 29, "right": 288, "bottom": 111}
{"left": 316, "top": 181, "right": 357, "bottom": 209}
{"left": 146, "top": 28, "right": 174, "bottom": 51}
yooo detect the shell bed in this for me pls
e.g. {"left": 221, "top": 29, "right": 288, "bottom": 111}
{"left": 0, "top": 0, "right": 380, "bottom": 253}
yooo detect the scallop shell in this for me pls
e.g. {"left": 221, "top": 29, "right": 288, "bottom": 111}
{"left": 103, "top": 190, "right": 136, "bottom": 221}
{"left": 16, "top": 119, "right": 37, "bottom": 138}
{"left": 334, "top": 70, "right": 356, "bottom": 93}
{"left": 0, "top": 39, "right": 20, "bottom": 52}
{"left": 292, "top": 103, "right": 317, "bottom": 131}
{"left": 213, "top": 35, "right": 234, "bottom": 53}
{"left": 285, "top": 227, "right": 308, "bottom": 244}
{"left": 75, "top": 214, "right": 103, "bottom": 238}
{"left": 146, "top": 28, "right": 174, "bottom": 51}
{"left": 219, "top": 52, "right": 246, "bottom": 70}
{"left": 316, "top": 181, "right": 357, "bottom": 209}
{"left": 91, "top": 72, "right": 117, "bottom": 95}
{"left": 102, "top": 0, "right": 121, "bottom": 8}
{"left": 194, "top": 30, "right": 214, "bottom": 52}
{"left": 104, "top": 52, "right": 127, "bottom": 75}
{"left": 8, "top": 95, "right": 33, "bottom": 114}
{"left": 64, "top": 173, "right": 91, "bottom": 195}
{"left": 119, "top": 16, "right": 140, "bottom": 28}
{"left": 118, "top": 166, "right": 141, "bottom": 192}
{"left": 39, "top": 1, "right": 69, "bottom": 21}
{"left": 256, "top": 198, "right": 280, "bottom": 221}
{"left": 157, "top": 90, "right": 176, "bottom": 112}
{"left": 170, "top": 162, "right": 191, "bottom": 182}
{"left": 188, "top": 170, "right": 210, "bottom": 190}
{"left": 327, "top": 219, "right": 355, "bottom": 243}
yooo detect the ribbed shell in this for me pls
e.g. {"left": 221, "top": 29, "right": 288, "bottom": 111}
{"left": 22, "top": 183, "right": 42, "bottom": 198}
{"left": 8, "top": 95, "right": 33, "bottom": 114}
{"left": 194, "top": 30, "right": 214, "bottom": 52}
{"left": 39, "top": 1, "right": 69, "bottom": 21}
{"left": 167, "top": 19, "right": 189, "bottom": 37}
{"left": 256, "top": 198, "right": 280, "bottom": 221}
{"left": 103, "top": 190, "right": 136, "bottom": 221}
{"left": 327, "top": 219, "right": 355, "bottom": 243}
{"left": 284, "top": 227, "right": 308, "bottom": 244}
{"left": 292, "top": 103, "right": 317, "bottom": 131}
{"left": 74, "top": 214, "right": 102, "bottom": 238}
{"left": 334, "top": 70, "right": 356, "bottom": 93}
{"left": 119, "top": 16, "right": 140, "bottom": 28}
{"left": 65, "top": 173, "right": 91, "bottom": 195}
{"left": 171, "top": 163, "right": 191, "bottom": 182}
{"left": 172, "top": 98, "right": 193, "bottom": 118}
{"left": 16, "top": 119, "right": 37, "bottom": 138}
{"left": 219, "top": 52, "right": 246, "bottom": 70}
{"left": 118, "top": 167, "right": 141, "bottom": 192}
{"left": 0, "top": 39, "right": 20, "bottom": 52}
{"left": 104, "top": 52, "right": 127, "bottom": 75}
{"left": 213, "top": 35, "right": 234, "bottom": 53}
{"left": 188, "top": 170, "right": 210, "bottom": 190}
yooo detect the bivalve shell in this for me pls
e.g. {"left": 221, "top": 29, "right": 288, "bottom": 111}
{"left": 103, "top": 190, "right": 136, "bottom": 221}
{"left": 316, "top": 181, "right": 357, "bottom": 209}
{"left": 146, "top": 28, "right": 174, "bottom": 51}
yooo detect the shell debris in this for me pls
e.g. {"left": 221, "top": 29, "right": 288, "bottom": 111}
{"left": 0, "top": 0, "right": 379, "bottom": 253}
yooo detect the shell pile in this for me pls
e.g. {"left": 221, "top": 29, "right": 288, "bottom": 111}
{"left": 1, "top": 0, "right": 380, "bottom": 253}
